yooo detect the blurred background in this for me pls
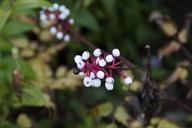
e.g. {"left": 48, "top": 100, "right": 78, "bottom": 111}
{"left": 0, "top": 0, "right": 192, "bottom": 127}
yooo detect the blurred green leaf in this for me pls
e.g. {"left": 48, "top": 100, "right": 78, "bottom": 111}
{"left": 114, "top": 106, "right": 130, "bottom": 127}
{"left": 101, "top": 0, "right": 116, "bottom": 15}
{"left": 0, "top": 37, "right": 12, "bottom": 51}
{"left": 2, "top": 20, "right": 36, "bottom": 37}
{"left": 13, "top": 0, "right": 51, "bottom": 11}
{"left": 92, "top": 102, "right": 113, "bottom": 117}
{"left": 83, "top": 0, "right": 94, "bottom": 8}
{"left": 20, "top": 85, "right": 45, "bottom": 106}
{"left": 73, "top": 10, "right": 100, "bottom": 32}
{"left": 0, "top": 9, "right": 11, "bottom": 31}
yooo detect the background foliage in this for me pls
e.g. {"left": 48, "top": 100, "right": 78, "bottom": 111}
{"left": 0, "top": 0, "right": 192, "bottom": 128}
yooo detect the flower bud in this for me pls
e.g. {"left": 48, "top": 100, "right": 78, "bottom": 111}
{"left": 106, "top": 77, "right": 114, "bottom": 84}
{"left": 99, "top": 59, "right": 106, "bottom": 67}
{"left": 105, "top": 54, "right": 113, "bottom": 63}
{"left": 105, "top": 83, "right": 114, "bottom": 90}
{"left": 56, "top": 32, "right": 63, "bottom": 39}
{"left": 77, "top": 61, "right": 85, "bottom": 69}
{"left": 90, "top": 72, "right": 95, "bottom": 79}
{"left": 64, "top": 35, "right": 70, "bottom": 42}
{"left": 83, "top": 77, "right": 92, "bottom": 87}
{"left": 92, "top": 79, "right": 101, "bottom": 87}
{"left": 96, "top": 71, "right": 105, "bottom": 79}
{"left": 74, "top": 55, "right": 82, "bottom": 63}
{"left": 93, "top": 49, "right": 102, "bottom": 57}
{"left": 50, "top": 27, "right": 57, "bottom": 34}
{"left": 82, "top": 51, "right": 90, "bottom": 60}
{"left": 112, "top": 49, "right": 120, "bottom": 57}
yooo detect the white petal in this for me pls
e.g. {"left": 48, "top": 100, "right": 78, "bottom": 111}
{"left": 64, "top": 35, "right": 70, "bottom": 42}
{"left": 56, "top": 32, "right": 63, "bottom": 39}
{"left": 90, "top": 72, "right": 95, "bottom": 79}
{"left": 99, "top": 59, "right": 106, "bottom": 67}
{"left": 53, "top": 3, "right": 59, "bottom": 10}
{"left": 69, "top": 18, "right": 74, "bottom": 24}
{"left": 77, "top": 61, "right": 85, "bottom": 69}
{"left": 50, "top": 27, "right": 57, "bottom": 34}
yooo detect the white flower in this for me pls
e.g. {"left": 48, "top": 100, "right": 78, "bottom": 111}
{"left": 48, "top": 7, "right": 54, "bottom": 11}
{"left": 92, "top": 79, "right": 101, "bottom": 87}
{"left": 124, "top": 76, "right": 132, "bottom": 85}
{"left": 99, "top": 59, "right": 106, "bottom": 67}
{"left": 112, "top": 49, "right": 120, "bottom": 57}
{"left": 59, "top": 12, "right": 67, "bottom": 20}
{"left": 50, "top": 26, "right": 57, "bottom": 34}
{"left": 59, "top": 5, "right": 66, "bottom": 12}
{"left": 52, "top": 3, "right": 59, "bottom": 10}
{"left": 105, "top": 83, "right": 114, "bottom": 90}
{"left": 56, "top": 32, "right": 64, "bottom": 39}
{"left": 93, "top": 48, "right": 102, "bottom": 57}
{"left": 90, "top": 72, "right": 95, "bottom": 79}
{"left": 77, "top": 61, "right": 85, "bottom": 69}
{"left": 74, "top": 55, "right": 82, "bottom": 63}
{"left": 40, "top": 14, "right": 47, "bottom": 21}
{"left": 83, "top": 77, "right": 92, "bottom": 87}
{"left": 63, "top": 8, "right": 70, "bottom": 16}
{"left": 82, "top": 51, "right": 90, "bottom": 60}
{"left": 105, "top": 54, "right": 113, "bottom": 63}
{"left": 64, "top": 35, "right": 70, "bottom": 42}
{"left": 106, "top": 77, "right": 114, "bottom": 84}
{"left": 69, "top": 18, "right": 74, "bottom": 24}
{"left": 96, "top": 71, "right": 105, "bottom": 79}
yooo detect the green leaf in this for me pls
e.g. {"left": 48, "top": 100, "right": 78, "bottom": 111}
{"left": 151, "top": 118, "right": 181, "bottom": 128}
{"left": 20, "top": 85, "right": 45, "bottom": 107}
{"left": 83, "top": 0, "right": 94, "bottom": 8}
{"left": 2, "top": 20, "right": 36, "bottom": 37}
{"left": 0, "top": 9, "right": 11, "bottom": 31}
{"left": 0, "top": 37, "right": 12, "bottom": 51}
{"left": 114, "top": 106, "right": 130, "bottom": 127}
{"left": 101, "top": 0, "right": 116, "bottom": 15}
{"left": 73, "top": 10, "right": 100, "bottom": 32}
{"left": 13, "top": 0, "right": 51, "bottom": 11}
{"left": 92, "top": 102, "right": 113, "bottom": 117}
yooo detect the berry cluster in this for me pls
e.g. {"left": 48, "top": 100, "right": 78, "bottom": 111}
{"left": 39, "top": 3, "right": 74, "bottom": 42}
{"left": 74, "top": 48, "right": 133, "bottom": 90}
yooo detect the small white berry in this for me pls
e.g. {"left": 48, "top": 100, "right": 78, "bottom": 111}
{"left": 56, "top": 32, "right": 63, "bottom": 39}
{"left": 105, "top": 55, "right": 113, "bottom": 63}
{"left": 59, "top": 13, "right": 67, "bottom": 20}
{"left": 106, "top": 77, "right": 114, "bottom": 84}
{"left": 40, "top": 14, "right": 47, "bottom": 21}
{"left": 92, "top": 79, "right": 101, "bottom": 87}
{"left": 64, "top": 35, "right": 70, "bottom": 42}
{"left": 74, "top": 55, "right": 82, "bottom": 63}
{"left": 93, "top": 49, "right": 102, "bottom": 57}
{"left": 105, "top": 83, "right": 114, "bottom": 90}
{"left": 124, "top": 76, "right": 133, "bottom": 85}
{"left": 77, "top": 61, "right": 85, "bottom": 69}
{"left": 82, "top": 51, "right": 90, "bottom": 60}
{"left": 90, "top": 72, "right": 95, "bottom": 79}
{"left": 50, "top": 27, "right": 57, "bottom": 34}
{"left": 59, "top": 5, "right": 66, "bottom": 12}
{"left": 49, "top": 13, "right": 56, "bottom": 20}
{"left": 99, "top": 59, "right": 106, "bottom": 67}
{"left": 69, "top": 18, "right": 74, "bottom": 24}
{"left": 64, "top": 8, "right": 70, "bottom": 16}
{"left": 96, "top": 71, "right": 105, "bottom": 79}
{"left": 52, "top": 3, "right": 59, "bottom": 10}
{"left": 112, "top": 49, "right": 120, "bottom": 57}
{"left": 83, "top": 77, "right": 92, "bottom": 87}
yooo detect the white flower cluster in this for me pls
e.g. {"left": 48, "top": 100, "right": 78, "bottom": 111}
{"left": 74, "top": 48, "right": 133, "bottom": 90}
{"left": 39, "top": 3, "right": 74, "bottom": 42}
